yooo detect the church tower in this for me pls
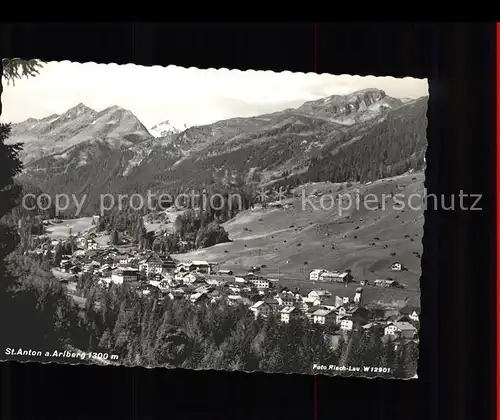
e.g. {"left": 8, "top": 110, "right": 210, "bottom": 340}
{"left": 354, "top": 287, "right": 363, "bottom": 304}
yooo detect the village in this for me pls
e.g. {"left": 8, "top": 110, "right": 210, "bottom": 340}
{"left": 24, "top": 215, "right": 421, "bottom": 344}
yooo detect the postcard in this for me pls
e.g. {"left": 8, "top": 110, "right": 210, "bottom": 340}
{"left": 0, "top": 59, "right": 427, "bottom": 378}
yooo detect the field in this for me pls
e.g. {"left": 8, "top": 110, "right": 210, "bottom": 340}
{"left": 174, "top": 172, "right": 424, "bottom": 307}
{"left": 46, "top": 217, "right": 94, "bottom": 239}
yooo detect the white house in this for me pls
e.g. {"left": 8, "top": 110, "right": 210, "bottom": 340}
{"left": 391, "top": 262, "right": 403, "bottom": 271}
{"left": 354, "top": 287, "right": 363, "bottom": 304}
{"left": 374, "top": 279, "right": 400, "bottom": 288}
{"left": 248, "top": 278, "right": 270, "bottom": 289}
{"left": 400, "top": 306, "right": 421, "bottom": 322}
{"left": 340, "top": 317, "right": 354, "bottom": 331}
{"left": 189, "top": 292, "right": 208, "bottom": 304}
{"left": 309, "top": 269, "right": 323, "bottom": 281}
{"left": 110, "top": 267, "right": 139, "bottom": 284}
{"left": 250, "top": 301, "right": 271, "bottom": 319}
{"left": 308, "top": 289, "right": 331, "bottom": 302}
{"left": 140, "top": 253, "right": 177, "bottom": 276}
{"left": 312, "top": 308, "right": 335, "bottom": 325}
{"left": 281, "top": 306, "right": 299, "bottom": 323}
{"left": 275, "top": 291, "right": 295, "bottom": 306}
{"left": 192, "top": 261, "right": 210, "bottom": 273}
{"left": 182, "top": 272, "right": 205, "bottom": 285}
{"left": 118, "top": 253, "right": 134, "bottom": 265}
{"left": 335, "top": 306, "right": 347, "bottom": 324}
{"left": 384, "top": 322, "right": 417, "bottom": 339}
{"left": 303, "top": 296, "right": 322, "bottom": 306}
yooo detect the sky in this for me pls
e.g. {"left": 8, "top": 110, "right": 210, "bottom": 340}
{"left": 1, "top": 61, "right": 428, "bottom": 129}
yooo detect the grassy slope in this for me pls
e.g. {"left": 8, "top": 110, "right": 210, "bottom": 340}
{"left": 174, "top": 171, "right": 424, "bottom": 307}
{"left": 45, "top": 217, "right": 94, "bottom": 239}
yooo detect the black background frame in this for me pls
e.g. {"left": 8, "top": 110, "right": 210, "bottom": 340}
{"left": 0, "top": 22, "right": 495, "bottom": 420}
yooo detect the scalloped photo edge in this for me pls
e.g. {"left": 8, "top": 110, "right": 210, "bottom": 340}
{"left": 0, "top": 60, "right": 427, "bottom": 379}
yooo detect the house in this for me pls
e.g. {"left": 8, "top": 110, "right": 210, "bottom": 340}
{"left": 191, "top": 260, "right": 212, "bottom": 274}
{"left": 227, "top": 295, "right": 252, "bottom": 306}
{"left": 320, "top": 297, "right": 337, "bottom": 310}
{"left": 308, "top": 289, "right": 331, "bottom": 302}
{"left": 140, "top": 253, "right": 177, "bottom": 275}
{"left": 275, "top": 291, "right": 295, "bottom": 306}
{"left": 309, "top": 269, "right": 353, "bottom": 283}
{"left": 250, "top": 301, "right": 271, "bottom": 318}
{"left": 339, "top": 306, "right": 370, "bottom": 328}
{"left": 182, "top": 272, "right": 206, "bottom": 285}
{"left": 218, "top": 269, "right": 233, "bottom": 275}
{"left": 111, "top": 267, "right": 139, "bottom": 284}
{"left": 178, "top": 260, "right": 213, "bottom": 274}
{"left": 309, "top": 269, "right": 323, "bottom": 281}
{"left": 189, "top": 292, "right": 209, "bottom": 304}
{"left": 391, "top": 262, "right": 404, "bottom": 271}
{"left": 312, "top": 308, "right": 336, "bottom": 325}
{"left": 263, "top": 298, "right": 280, "bottom": 312}
{"left": 118, "top": 253, "right": 135, "bottom": 265}
{"left": 194, "top": 284, "right": 213, "bottom": 294}
{"left": 247, "top": 276, "right": 270, "bottom": 289}
{"left": 384, "top": 322, "right": 417, "bottom": 339}
{"left": 303, "top": 306, "right": 318, "bottom": 320}
{"left": 137, "top": 284, "right": 159, "bottom": 297}
{"left": 303, "top": 296, "right": 322, "bottom": 306}
{"left": 374, "top": 279, "right": 401, "bottom": 288}
{"left": 99, "top": 264, "right": 112, "bottom": 277}
{"left": 228, "top": 284, "right": 242, "bottom": 294}
{"left": 328, "top": 271, "right": 353, "bottom": 283}
{"left": 76, "top": 237, "right": 87, "bottom": 249}
{"left": 335, "top": 295, "right": 350, "bottom": 306}
{"left": 335, "top": 306, "right": 347, "bottom": 324}
{"left": 353, "top": 287, "right": 363, "bottom": 304}
{"left": 400, "top": 306, "right": 421, "bottom": 323}
{"left": 340, "top": 317, "right": 355, "bottom": 331}
{"left": 281, "top": 306, "right": 300, "bottom": 323}
{"left": 346, "top": 306, "right": 370, "bottom": 321}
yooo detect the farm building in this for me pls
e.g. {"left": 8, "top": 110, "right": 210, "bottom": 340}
{"left": 374, "top": 279, "right": 401, "bottom": 288}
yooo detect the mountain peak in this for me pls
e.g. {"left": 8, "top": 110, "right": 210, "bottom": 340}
{"left": 69, "top": 102, "right": 94, "bottom": 112}
{"left": 149, "top": 120, "right": 185, "bottom": 138}
{"left": 348, "top": 88, "right": 386, "bottom": 97}
{"left": 298, "top": 88, "right": 387, "bottom": 115}
{"left": 63, "top": 102, "right": 95, "bottom": 119}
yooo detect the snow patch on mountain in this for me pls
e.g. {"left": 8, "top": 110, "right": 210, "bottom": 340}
{"left": 149, "top": 120, "right": 187, "bottom": 138}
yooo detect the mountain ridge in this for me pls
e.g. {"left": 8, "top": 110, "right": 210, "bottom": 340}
{"left": 12, "top": 89, "right": 428, "bottom": 214}
{"left": 8, "top": 102, "right": 153, "bottom": 163}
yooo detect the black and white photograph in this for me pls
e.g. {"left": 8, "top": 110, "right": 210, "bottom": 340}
{"left": 0, "top": 59, "right": 427, "bottom": 378}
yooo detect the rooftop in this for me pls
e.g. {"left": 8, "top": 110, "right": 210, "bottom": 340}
{"left": 388, "top": 321, "right": 417, "bottom": 331}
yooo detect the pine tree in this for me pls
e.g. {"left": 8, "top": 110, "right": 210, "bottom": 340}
{"left": 53, "top": 243, "right": 63, "bottom": 266}
{"left": 111, "top": 229, "right": 120, "bottom": 245}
